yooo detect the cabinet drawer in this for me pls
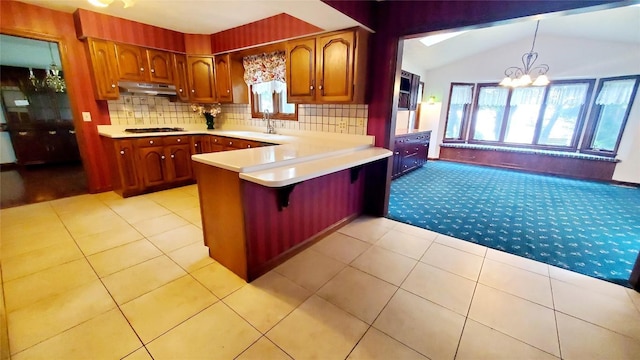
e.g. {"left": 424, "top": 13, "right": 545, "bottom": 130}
{"left": 163, "top": 136, "right": 189, "bottom": 146}
{"left": 135, "top": 137, "right": 164, "bottom": 147}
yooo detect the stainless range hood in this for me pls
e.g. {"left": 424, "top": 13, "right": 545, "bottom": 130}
{"left": 118, "top": 81, "right": 177, "bottom": 96}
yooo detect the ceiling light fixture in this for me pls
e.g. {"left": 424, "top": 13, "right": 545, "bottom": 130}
{"left": 499, "top": 20, "right": 550, "bottom": 87}
{"left": 28, "top": 43, "right": 66, "bottom": 93}
{"left": 88, "top": 0, "right": 136, "bottom": 8}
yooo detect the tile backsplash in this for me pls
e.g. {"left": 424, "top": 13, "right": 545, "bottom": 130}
{"left": 107, "top": 95, "right": 368, "bottom": 135}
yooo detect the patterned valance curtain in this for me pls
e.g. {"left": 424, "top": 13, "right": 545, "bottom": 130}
{"left": 450, "top": 85, "right": 473, "bottom": 105}
{"left": 243, "top": 51, "right": 286, "bottom": 95}
{"left": 510, "top": 87, "right": 545, "bottom": 106}
{"left": 546, "top": 84, "right": 588, "bottom": 106}
{"left": 596, "top": 79, "right": 635, "bottom": 105}
{"left": 478, "top": 87, "right": 509, "bottom": 106}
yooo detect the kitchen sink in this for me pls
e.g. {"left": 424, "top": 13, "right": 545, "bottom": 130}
{"left": 124, "top": 127, "right": 185, "bottom": 133}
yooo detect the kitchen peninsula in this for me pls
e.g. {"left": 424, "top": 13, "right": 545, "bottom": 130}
{"left": 99, "top": 126, "right": 391, "bottom": 280}
{"left": 191, "top": 132, "right": 390, "bottom": 281}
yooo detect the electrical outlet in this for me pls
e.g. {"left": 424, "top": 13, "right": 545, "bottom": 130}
{"left": 357, "top": 118, "right": 364, "bottom": 127}
{"left": 338, "top": 120, "right": 347, "bottom": 130}
{"left": 82, "top": 112, "right": 92, "bottom": 122}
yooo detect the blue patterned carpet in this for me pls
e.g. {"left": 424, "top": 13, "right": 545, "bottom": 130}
{"left": 388, "top": 161, "right": 640, "bottom": 287}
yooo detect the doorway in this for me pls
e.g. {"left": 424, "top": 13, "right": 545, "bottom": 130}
{"left": 0, "top": 34, "right": 87, "bottom": 208}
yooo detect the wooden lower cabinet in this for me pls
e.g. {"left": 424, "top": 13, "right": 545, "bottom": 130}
{"left": 392, "top": 130, "right": 431, "bottom": 179}
{"left": 106, "top": 134, "right": 275, "bottom": 197}
{"left": 113, "top": 140, "right": 141, "bottom": 193}
{"left": 138, "top": 146, "right": 167, "bottom": 187}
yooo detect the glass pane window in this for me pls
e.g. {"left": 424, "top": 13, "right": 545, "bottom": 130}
{"left": 585, "top": 77, "right": 639, "bottom": 153}
{"left": 257, "top": 92, "right": 274, "bottom": 113}
{"left": 444, "top": 83, "right": 474, "bottom": 140}
{"left": 473, "top": 86, "right": 508, "bottom": 141}
{"left": 538, "top": 83, "right": 589, "bottom": 146}
{"left": 279, "top": 87, "right": 295, "bottom": 114}
{"left": 445, "top": 104, "right": 465, "bottom": 138}
{"left": 504, "top": 87, "right": 545, "bottom": 144}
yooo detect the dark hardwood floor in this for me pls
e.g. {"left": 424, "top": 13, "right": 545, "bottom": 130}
{"left": 0, "top": 162, "right": 88, "bottom": 209}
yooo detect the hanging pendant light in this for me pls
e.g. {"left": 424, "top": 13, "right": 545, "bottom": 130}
{"left": 500, "top": 20, "right": 550, "bottom": 87}
{"left": 28, "top": 43, "right": 66, "bottom": 93}
{"left": 44, "top": 43, "right": 66, "bottom": 93}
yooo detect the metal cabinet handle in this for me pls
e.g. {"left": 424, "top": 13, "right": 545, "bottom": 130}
{"left": 140, "top": 67, "right": 145, "bottom": 72}
{"left": 194, "top": 143, "right": 198, "bottom": 147}
{"left": 227, "top": 89, "right": 230, "bottom": 93}
{"left": 150, "top": 68, "right": 155, "bottom": 73}
{"left": 18, "top": 131, "right": 27, "bottom": 135}
{"left": 161, "top": 155, "right": 165, "bottom": 160}
{"left": 69, "top": 130, "right": 76, "bottom": 134}
{"left": 395, "top": 152, "right": 399, "bottom": 155}
{"left": 310, "top": 85, "right": 314, "bottom": 90}
{"left": 177, "top": 138, "right": 181, "bottom": 142}
{"left": 149, "top": 140, "right": 154, "bottom": 144}
{"left": 120, "top": 150, "right": 125, "bottom": 155}
{"left": 229, "top": 141, "right": 233, "bottom": 145}
{"left": 247, "top": 144, "right": 251, "bottom": 148}
{"left": 171, "top": 154, "right": 175, "bottom": 159}
{"left": 111, "top": 84, "right": 116, "bottom": 88}
{"left": 48, "top": 131, "right": 57, "bottom": 135}
{"left": 191, "top": 89, "right": 195, "bottom": 93}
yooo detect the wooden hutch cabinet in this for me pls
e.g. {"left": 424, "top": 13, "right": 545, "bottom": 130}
{"left": 287, "top": 28, "right": 368, "bottom": 103}
{"left": 398, "top": 70, "right": 421, "bottom": 110}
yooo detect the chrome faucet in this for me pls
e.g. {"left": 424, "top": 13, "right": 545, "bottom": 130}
{"left": 264, "top": 109, "right": 276, "bottom": 134}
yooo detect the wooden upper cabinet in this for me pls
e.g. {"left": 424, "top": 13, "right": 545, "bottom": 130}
{"left": 286, "top": 28, "right": 368, "bottom": 104}
{"left": 87, "top": 38, "right": 119, "bottom": 100}
{"left": 214, "top": 54, "right": 233, "bottom": 103}
{"left": 187, "top": 56, "right": 217, "bottom": 103}
{"left": 146, "top": 49, "right": 174, "bottom": 84}
{"left": 115, "top": 43, "right": 146, "bottom": 82}
{"left": 287, "top": 38, "right": 316, "bottom": 103}
{"left": 173, "top": 54, "right": 190, "bottom": 101}
{"left": 317, "top": 31, "right": 355, "bottom": 103}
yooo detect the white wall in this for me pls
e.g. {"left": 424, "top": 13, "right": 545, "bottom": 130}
{"left": 404, "top": 35, "right": 640, "bottom": 183}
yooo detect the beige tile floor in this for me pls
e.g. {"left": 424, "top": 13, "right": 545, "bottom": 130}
{"left": 1, "top": 185, "right": 640, "bottom": 359}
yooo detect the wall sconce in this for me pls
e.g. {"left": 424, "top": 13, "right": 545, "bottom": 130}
{"left": 427, "top": 96, "right": 437, "bottom": 105}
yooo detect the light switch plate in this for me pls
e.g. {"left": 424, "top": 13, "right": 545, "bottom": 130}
{"left": 82, "top": 112, "right": 92, "bottom": 122}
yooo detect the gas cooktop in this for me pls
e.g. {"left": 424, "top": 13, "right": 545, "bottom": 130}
{"left": 124, "top": 127, "right": 186, "bottom": 133}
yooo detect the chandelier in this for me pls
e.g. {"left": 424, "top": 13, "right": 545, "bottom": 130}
{"left": 88, "top": 0, "right": 137, "bottom": 8}
{"left": 28, "top": 43, "right": 66, "bottom": 93}
{"left": 499, "top": 20, "right": 550, "bottom": 87}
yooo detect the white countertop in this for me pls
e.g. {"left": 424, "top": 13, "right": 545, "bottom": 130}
{"left": 240, "top": 147, "right": 392, "bottom": 187}
{"left": 98, "top": 125, "right": 389, "bottom": 187}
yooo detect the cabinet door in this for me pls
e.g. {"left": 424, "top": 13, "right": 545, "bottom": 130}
{"left": 115, "top": 43, "right": 147, "bottom": 81}
{"left": 173, "top": 54, "right": 190, "bottom": 101}
{"left": 409, "top": 73, "right": 421, "bottom": 110}
{"left": 114, "top": 140, "right": 140, "bottom": 192}
{"left": 138, "top": 146, "right": 167, "bottom": 187}
{"left": 287, "top": 38, "right": 316, "bottom": 103}
{"left": 191, "top": 136, "right": 204, "bottom": 154}
{"left": 187, "top": 56, "right": 217, "bottom": 103}
{"left": 208, "top": 136, "right": 225, "bottom": 152}
{"left": 147, "top": 49, "right": 173, "bottom": 84}
{"left": 87, "top": 38, "right": 119, "bottom": 100}
{"left": 166, "top": 144, "right": 193, "bottom": 182}
{"left": 214, "top": 54, "right": 233, "bottom": 103}
{"left": 316, "top": 30, "right": 355, "bottom": 102}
